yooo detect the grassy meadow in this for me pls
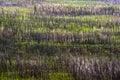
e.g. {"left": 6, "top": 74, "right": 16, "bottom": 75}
{"left": 0, "top": 0, "right": 120, "bottom": 80}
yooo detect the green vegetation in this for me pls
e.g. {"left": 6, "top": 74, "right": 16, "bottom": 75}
{"left": 0, "top": 1, "right": 120, "bottom": 80}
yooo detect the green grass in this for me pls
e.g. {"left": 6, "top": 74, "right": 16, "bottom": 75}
{"left": 0, "top": 6, "right": 32, "bottom": 13}
{"left": 49, "top": 72, "right": 74, "bottom": 80}
{"left": 0, "top": 1, "right": 120, "bottom": 80}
